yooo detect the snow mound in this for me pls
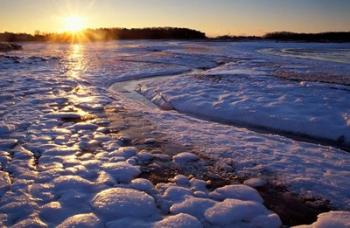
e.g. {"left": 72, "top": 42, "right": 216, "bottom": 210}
{"left": 205, "top": 199, "right": 280, "bottom": 227}
{"left": 293, "top": 211, "right": 350, "bottom": 228}
{"left": 91, "top": 187, "right": 158, "bottom": 221}
{"left": 170, "top": 197, "right": 216, "bottom": 220}
{"left": 210, "top": 184, "right": 263, "bottom": 203}
{"left": 244, "top": 177, "right": 267, "bottom": 188}
{"left": 130, "top": 178, "right": 155, "bottom": 193}
{"left": 163, "top": 186, "right": 193, "bottom": 202}
{"left": 53, "top": 175, "right": 96, "bottom": 193}
{"left": 155, "top": 213, "right": 202, "bottom": 228}
{"left": 0, "top": 139, "right": 18, "bottom": 150}
{"left": 106, "top": 218, "right": 151, "bottom": 228}
{"left": 0, "top": 171, "right": 11, "bottom": 197}
{"left": 57, "top": 213, "right": 103, "bottom": 228}
{"left": 113, "top": 146, "right": 137, "bottom": 159}
{"left": 102, "top": 162, "right": 141, "bottom": 183}
{"left": 172, "top": 175, "right": 190, "bottom": 187}
{"left": 12, "top": 217, "right": 47, "bottom": 228}
{"left": 173, "top": 152, "right": 199, "bottom": 164}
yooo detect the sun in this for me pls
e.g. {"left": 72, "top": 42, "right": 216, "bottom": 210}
{"left": 63, "top": 16, "right": 86, "bottom": 32}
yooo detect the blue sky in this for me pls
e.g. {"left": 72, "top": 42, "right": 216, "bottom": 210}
{"left": 0, "top": 0, "right": 349, "bottom": 35}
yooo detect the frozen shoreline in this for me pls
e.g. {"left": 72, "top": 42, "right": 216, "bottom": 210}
{"left": 1, "top": 41, "right": 350, "bottom": 227}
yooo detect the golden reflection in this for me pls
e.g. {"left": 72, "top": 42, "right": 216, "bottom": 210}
{"left": 66, "top": 44, "right": 86, "bottom": 79}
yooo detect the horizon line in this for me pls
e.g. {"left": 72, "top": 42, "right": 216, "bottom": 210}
{"left": 1, "top": 26, "right": 350, "bottom": 38}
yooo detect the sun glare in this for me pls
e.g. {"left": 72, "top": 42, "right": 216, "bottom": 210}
{"left": 63, "top": 16, "right": 86, "bottom": 32}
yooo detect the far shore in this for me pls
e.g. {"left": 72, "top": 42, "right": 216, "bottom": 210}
{"left": 0, "top": 42, "right": 22, "bottom": 52}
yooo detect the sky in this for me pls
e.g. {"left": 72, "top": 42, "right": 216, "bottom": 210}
{"left": 0, "top": 0, "right": 350, "bottom": 36}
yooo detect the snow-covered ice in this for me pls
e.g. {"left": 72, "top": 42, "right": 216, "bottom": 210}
{"left": 293, "top": 211, "right": 350, "bottom": 228}
{"left": 91, "top": 188, "right": 158, "bottom": 221}
{"left": 0, "top": 40, "right": 349, "bottom": 227}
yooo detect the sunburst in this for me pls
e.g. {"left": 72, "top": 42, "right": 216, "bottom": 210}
{"left": 63, "top": 16, "right": 86, "bottom": 33}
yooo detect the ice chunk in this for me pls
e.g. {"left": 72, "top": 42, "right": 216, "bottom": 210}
{"left": 136, "top": 151, "right": 154, "bottom": 163}
{"left": 173, "top": 152, "right": 199, "bottom": 164}
{"left": 91, "top": 188, "right": 157, "bottom": 221}
{"left": 131, "top": 178, "right": 155, "bottom": 193}
{"left": 0, "top": 171, "right": 11, "bottom": 197}
{"left": 57, "top": 213, "right": 103, "bottom": 228}
{"left": 12, "top": 217, "right": 47, "bottom": 228}
{"left": 102, "top": 162, "right": 141, "bottom": 183}
{"left": 53, "top": 175, "right": 96, "bottom": 193}
{"left": 209, "top": 184, "right": 263, "bottom": 203}
{"left": 204, "top": 199, "right": 271, "bottom": 226}
{"left": 170, "top": 197, "right": 216, "bottom": 220}
{"left": 251, "top": 214, "right": 282, "bottom": 228}
{"left": 172, "top": 175, "right": 190, "bottom": 187}
{"left": 0, "top": 123, "right": 15, "bottom": 135}
{"left": 39, "top": 201, "right": 68, "bottom": 224}
{"left": 107, "top": 218, "right": 151, "bottom": 228}
{"left": 112, "top": 146, "right": 137, "bottom": 159}
{"left": 190, "top": 178, "right": 208, "bottom": 192}
{"left": 163, "top": 186, "right": 193, "bottom": 202}
{"left": 0, "top": 201, "right": 38, "bottom": 223}
{"left": 293, "top": 211, "right": 350, "bottom": 228}
{"left": 0, "top": 139, "right": 18, "bottom": 150}
{"left": 71, "top": 123, "right": 98, "bottom": 131}
{"left": 244, "top": 177, "right": 267, "bottom": 188}
{"left": 155, "top": 213, "right": 202, "bottom": 228}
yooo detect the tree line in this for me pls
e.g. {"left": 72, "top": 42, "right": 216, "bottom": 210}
{"left": 0, "top": 27, "right": 206, "bottom": 42}
{"left": 1, "top": 28, "right": 349, "bottom": 42}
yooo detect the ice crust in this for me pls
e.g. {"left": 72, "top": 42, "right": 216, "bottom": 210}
{"left": 0, "top": 41, "right": 349, "bottom": 227}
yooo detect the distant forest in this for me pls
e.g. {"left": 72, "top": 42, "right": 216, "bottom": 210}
{"left": 263, "top": 31, "right": 350, "bottom": 42}
{"left": 212, "top": 32, "right": 350, "bottom": 42}
{"left": 0, "top": 27, "right": 206, "bottom": 42}
{"left": 0, "top": 27, "right": 350, "bottom": 42}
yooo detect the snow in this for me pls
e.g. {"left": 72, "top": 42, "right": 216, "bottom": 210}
{"left": 0, "top": 40, "right": 349, "bottom": 227}
{"left": 91, "top": 187, "right": 158, "bottom": 221}
{"left": 57, "top": 213, "right": 103, "bottom": 228}
{"left": 162, "top": 186, "right": 193, "bottom": 202}
{"left": 204, "top": 199, "right": 281, "bottom": 227}
{"left": 130, "top": 178, "right": 155, "bottom": 193}
{"left": 155, "top": 213, "right": 203, "bottom": 228}
{"left": 113, "top": 146, "right": 137, "bottom": 159}
{"left": 243, "top": 177, "right": 267, "bottom": 188}
{"left": 170, "top": 197, "right": 216, "bottom": 221}
{"left": 102, "top": 162, "right": 141, "bottom": 183}
{"left": 172, "top": 174, "right": 190, "bottom": 187}
{"left": 293, "top": 211, "right": 350, "bottom": 228}
{"left": 210, "top": 185, "right": 264, "bottom": 203}
{"left": 173, "top": 152, "right": 199, "bottom": 164}
{"left": 140, "top": 73, "right": 350, "bottom": 145}
{"left": 53, "top": 175, "right": 97, "bottom": 193}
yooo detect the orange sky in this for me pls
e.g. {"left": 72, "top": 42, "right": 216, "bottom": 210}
{"left": 1, "top": 0, "right": 349, "bottom": 36}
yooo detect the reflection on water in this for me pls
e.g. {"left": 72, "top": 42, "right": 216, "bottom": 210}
{"left": 65, "top": 44, "right": 86, "bottom": 79}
